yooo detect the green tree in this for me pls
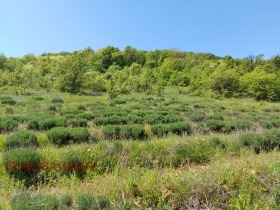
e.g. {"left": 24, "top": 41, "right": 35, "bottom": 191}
{"left": 56, "top": 52, "right": 87, "bottom": 93}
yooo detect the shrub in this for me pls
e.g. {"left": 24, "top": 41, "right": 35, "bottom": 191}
{"left": 5, "top": 130, "right": 38, "bottom": 149}
{"left": 113, "top": 98, "right": 127, "bottom": 104}
{"left": 10, "top": 192, "right": 59, "bottom": 210}
{"left": 163, "top": 115, "right": 184, "bottom": 123}
{"left": 240, "top": 133, "right": 265, "bottom": 153}
{"left": 40, "top": 117, "right": 66, "bottom": 130}
{"left": 1, "top": 98, "right": 16, "bottom": 105}
{"left": 3, "top": 148, "right": 41, "bottom": 181}
{"left": 126, "top": 115, "right": 143, "bottom": 123}
{"left": 0, "top": 96, "right": 12, "bottom": 100}
{"left": 61, "top": 194, "right": 73, "bottom": 207}
{"left": 209, "top": 137, "right": 226, "bottom": 150}
{"left": 60, "top": 150, "right": 85, "bottom": 178}
{"left": 168, "top": 122, "right": 191, "bottom": 135}
{"left": 207, "top": 114, "right": 224, "bottom": 120}
{"left": 27, "top": 119, "right": 40, "bottom": 130}
{"left": 144, "top": 114, "right": 164, "bottom": 124}
{"left": 102, "top": 125, "right": 120, "bottom": 139}
{"left": 51, "top": 97, "right": 64, "bottom": 103}
{"left": 5, "top": 107, "right": 14, "bottom": 114}
{"left": 263, "top": 129, "right": 280, "bottom": 151}
{"left": 47, "top": 127, "right": 69, "bottom": 146}
{"left": 76, "top": 193, "right": 98, "bottom": 210}
{"left": 173, "top": 140, "right": 212, "bottom": 166}
{"left": 152, "top": 123, "right": 169, "bottom": 137}
{"left": 33, "top": 96, "right": 44, "bottom": 101}
{"left": 68, "top": 119, "right": 88, "bottom": 127}
{"left": 68, "top": 128, "right": 90, "bottom": 143}
{"left": 0, "top": 119, "right": 18, "bottom": 132}
{"left": 77, "top": 105, "right": 86, "bottom": 110}
{"left": 235, "top": 120, "right": 252, "bottom": 130}
{"left": 189, "top": 113, "right": 206, "bottom": 122}
{"left": 120, "top": 124, "right": 146, "bottom": 139}
{"left": 76, "top": 113, "right": 94, "bottom": 120}
{"left": 48, "top": 105, "right": 57, "bottom": 111}
{"left": 222, "top": 122, "right": 236, "bottom": 133}
{"left": 205, "top": 120, "right": 226, "bottom": 132}
{"left": 96, "top": 196, "right": 111, "bottom": 209}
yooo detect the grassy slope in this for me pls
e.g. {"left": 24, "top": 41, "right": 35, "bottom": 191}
{"left": 0, "top": 88, "right": 279, "bottom": 209}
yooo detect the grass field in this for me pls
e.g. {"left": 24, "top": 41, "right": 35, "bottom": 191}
{"left": 0, "top": 88, "right": 280, "bottom": 209}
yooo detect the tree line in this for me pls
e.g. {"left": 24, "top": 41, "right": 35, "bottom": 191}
{"left": 0, "top": 46, "right": 279, "bottom": 101}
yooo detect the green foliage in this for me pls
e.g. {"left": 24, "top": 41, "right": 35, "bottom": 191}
{"left": 46, "top": 127, "right": 69, "bottom": 146}
{"left": 5, "top": 130, "right": 38, "bottom": 149}
{"left": 47, "top": 127, "right": 90, "bottom": 146}
{"left": 10, "top": 192, "right": 59, "bottom": 210}
{"left": 61, "top": 194, "right": 73, "bottom": 207}
{"left": 205, "top": 120, "right": 226, "bottom": 132}
{"left": 32, "top": 96, "right": 44, "bottom": 101}
{"left": 27, "top": 119, "right": 40, "bottom": 130}
{"left": 3, "top": 148, "right": 41, "bottom": 181}
{"left": 240, "top": 133, "right": 265, "bottom": 154}
{"left": 51, "top": 97, "right": 64, "bottom": 103}
{"left": 120, "top": 124, "right": 146, "bottom": 139}
{"left": 152, "top": 123, "right": 169, "bottom": 137}
{"left": 0, "top": 119, "right": 18, "bottom": 132}
{"left": 76, "top": 193, "right": 98, "bottom": 210}
{"left": 1, "top": 98, "right": 16, "bottom": 105}
{"left": 68, "top": 119, "right": 88, "bottom": 127}
{"left": 68, "top": 128, "right": 90, "bottom": 143}
{"left": 168, "top": 122, "right": 191, "bottom": 135}
{"left": 60, "top": 150, "right": 85, "bottom": 178}
{"left": 40, "top": 117, "right": 66, "bottom": 130}
{"left": 102, "top": 124, "right": 120, "bottom": 139}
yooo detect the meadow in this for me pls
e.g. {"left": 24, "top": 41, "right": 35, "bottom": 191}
{"left": 0, "top": 88, "right": 280, "bottom": 209}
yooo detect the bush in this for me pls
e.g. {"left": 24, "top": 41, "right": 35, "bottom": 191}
{"left": 68, "top": 119, "right": 88, "bottom": 127}
{"left": 0, "top": 119, "right": 18, "bottom": 132}
{"left": 263, "top": 129, "right": 280, "bottom": 151}
{"left": 76, "top": 193, "right": 98, "bottom": 210}
{"left": 189, "top": 113, "right": 206, "bottom": 122}
{"left": 152, "top": 123, "right": 169, "bottom": 137}
{"left": 120, "top": 124, "right": 146, "bottom": 139}
{"left": 48, "top": 105, "right": 57, "bottom": 111}
{"left": 5, "top": 130, "right": 38, "bottom": 149}
{"left": 102, "top": 125, "right": 120, "bottom": 139}
{"left": 76, "top": 113, "right": 94, "bottom": 120}
{"left": 10, "top": 192, "right": 59, "bottom": 210}
{"left": 207, "top": 114, "right": 224, "bottom": 120}
{"left": 27, "top": 119, "right": 40, "bottom": 130}
{"left": 96, "top": 196, "right": 111, "bottom": 209}
{"left": 5, "top": 107, "right": 14, "bottom": 114}
{"left": 60, "top": 150, "right": 85, "bottom": 178}
{"left": 40, "top": 117, "right": 66, "bottom": 130}
{"left": 235, "top": 120, "right": 252, "bottom": 130}
{"left": 61, "top": 194, "right": 73, "bottom": 207}
{"left": 1, "top": 98, "right": 16, "bottom": 105}
{"left": 77, "top": 105, "right": 86, "bottom": 110}
{"left": 68, "top": 128, "right": 90, "bottom": 143}
{"left": 3, "top": 148, "right": 41, "bottom": 181}
{"left": 240, "top": 133, "right": 265, "bottom": 154}
{"left": 33, "top": 96, "right": 44, "bottom": 101}
{"left": 126, "top": 115, "right": 143, "bottom": 124}
{"left": 209, "top": 137, "right": 226, "bottom": 150}
{"left": 51, "top": 97, "right": 64, "bottom": 103}
{"left": 168, "top": 122, "right": 191, "bottom": 135}
{"left": 47, "top": 127, "right": 69, "bottom": 146}
{"left": 205, "top": 120, "right": 226, "bottom": 132}
{"left": 163, "top": 115, "right": 184, "bottom": 123}
{"left": 144, "top": 114, "right": 164, "bottom": 124}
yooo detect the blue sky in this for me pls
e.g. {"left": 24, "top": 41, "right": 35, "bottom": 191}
{"left": 1, "top": 0, "right": 280, "bottom": 58}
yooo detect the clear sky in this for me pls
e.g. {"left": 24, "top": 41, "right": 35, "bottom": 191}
{"left": 1, "top": 0, "right": 280, "bottom": 58}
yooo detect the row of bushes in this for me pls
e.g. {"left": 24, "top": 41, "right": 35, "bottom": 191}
{"left": 103, "top": 122, "right": 192, "bottom": 139}
{"left": 205, "top": 120, "right": 252, "bottom": 133}
{"left": 240, "top": 129, "right": 280, "bottom": 153}
{"left": 94, "top": 114, "right": 184, "bottom": 126}
{"left": 46, "top": 127, "right": 90, "bottom": 146}
{"left": 0, "top": 119, "right": 18, "bottom": 132}
{"left": 10, "top": 192, "right": 110, "bottom": 210}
